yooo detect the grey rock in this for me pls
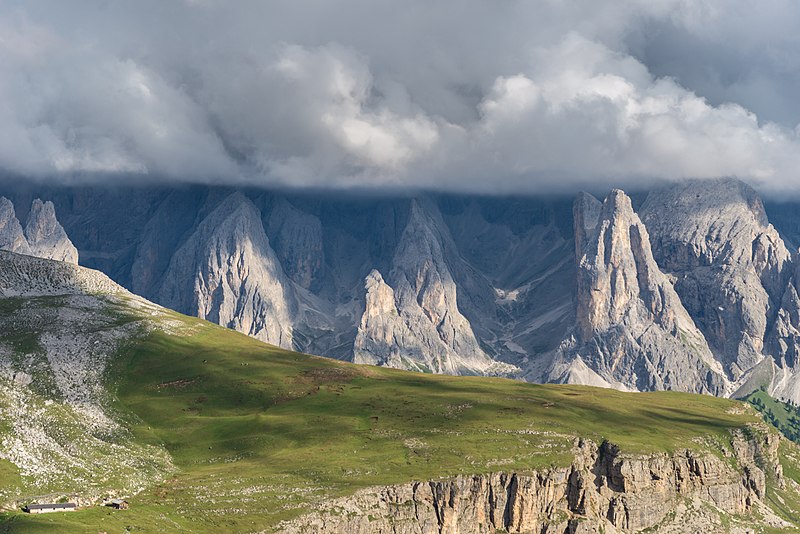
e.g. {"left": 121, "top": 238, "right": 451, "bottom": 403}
{"left": 0, "top": 197, "right": 78, "bottom": 264}
{"left": 266, "top": 198, "right": 325, "bottom": 291}
{"left": 354, "top": 200, "right": 515, "bottom": 375}
{"left": 158, "top": 192, "right": 296, "bottom": 349}
{"left": 551, "top": 190, "right": 726, "bottom": 394}
{"left": 0, "top": 197, "right": 31, "bottom": 256}
{"left": 24, "top": 199, "right": 79, "bottom": 264}
{"left": 641, "top": 178, "right": 791, "bottom": 380}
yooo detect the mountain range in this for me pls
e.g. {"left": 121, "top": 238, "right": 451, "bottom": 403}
{"left": 3, "top": 177, "right": 800, "bottom": 403}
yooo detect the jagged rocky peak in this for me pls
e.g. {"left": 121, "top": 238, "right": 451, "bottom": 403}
{"left": 0, "top": 197, "right": 78, "bottom": 264}
{"left": 641, "top": 178, "right": 791, "bottom": 380}
{"left": 641, "top": 178, "right": 789, "bottom": 284}
{"left": 554, "top": 189, "right": 726, "bottom": 394}
{"left": 353, "top": 269, "right": 403, "bottom": 367}
{"left": 575, "top": 189, "right": 693, "bottom": 339}
{"left": 354, "top": 200, "right": 514, "bottom": 376}
{"left": 0, "top": 197, "right": 31, "bottom": 256}
{"left": 24, "top": 199, "right": 79, "bottom": 265}
{"left": 158, "top": 191, "right": 296, "bottom": 349}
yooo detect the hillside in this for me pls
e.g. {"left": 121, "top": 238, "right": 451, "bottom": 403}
{"left": 1, "top": 251, "right": 800, "bottom": 532}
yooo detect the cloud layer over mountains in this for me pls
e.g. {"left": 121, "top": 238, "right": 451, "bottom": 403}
{"left": 4, "top": 0, "right": 800, "bottom": 194}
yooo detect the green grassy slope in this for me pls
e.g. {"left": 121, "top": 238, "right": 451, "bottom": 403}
{"left": 746, "top": 389, "right": 800, "bottom": 442}
{"left": 1, "top": 309, "right": 798, "bottom": 532}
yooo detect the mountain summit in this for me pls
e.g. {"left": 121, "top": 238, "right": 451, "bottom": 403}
{"left": 0, "top": 197, "right": 78, "bottom": 264}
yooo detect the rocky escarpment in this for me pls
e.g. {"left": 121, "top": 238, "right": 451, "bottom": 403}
{"left": 641, "top": 179, "right": 791, "bottom": 382}
{"left": 550, "top": 190, "right": 726, "bottom": 394}
{"left": 0, "top": 197, "right": 32, "bottom": 256}
{"left": 354, "top": 200, "right": 514, "bottom": 376}
{"left": 0, "top": 197, "right": 78, "bottom": 264}
{"left": 25, "top": 199, "right": 80, "bottom": 264}
{"left": 158, "top": 192, "right": 297, "bottom": 349}
{"left": 282, "top": 429, "right": 785, "bottom": 533}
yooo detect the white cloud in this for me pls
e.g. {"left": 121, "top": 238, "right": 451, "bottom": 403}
{"left": 2, "top": 0, "right": 800, "bottom": 194}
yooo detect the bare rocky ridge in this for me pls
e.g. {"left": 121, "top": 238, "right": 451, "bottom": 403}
{"left": 158, "top": 192, "right": 297, "bottom": 349}
{"left": 282, "top": 429, "right": 787, "bottom": 533}
{"left": 0, "top": 197, "right": 77, "bottom": 264}
{"left": 0, "top": 197, "right": 32, "bottom": 256}
{"left": 640, "top": 178, "right": 791, "bottom": 382}
{"left": 550, "top": 190, "right": 726, "bottom": 394}
{"left": 354, "top": 200, "right": 515, "bottom": 375}
{"left": 0, "top": 250, "right": 122, "bottom": 297}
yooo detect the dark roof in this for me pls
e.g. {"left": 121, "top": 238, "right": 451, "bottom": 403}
{"left": 27, "top": 503, "right": 77, "bottom": 510}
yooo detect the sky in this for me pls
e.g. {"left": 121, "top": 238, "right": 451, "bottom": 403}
{"left": 3, "top": 0, "right": 800, "bottom": 195}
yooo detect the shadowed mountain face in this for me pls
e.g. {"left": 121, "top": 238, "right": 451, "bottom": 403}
{"left": 6, "top": 179, "right": 800, "bottom": 402}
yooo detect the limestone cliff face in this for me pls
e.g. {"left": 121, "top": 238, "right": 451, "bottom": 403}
{"left": 0, "top": 197, "right": 31, "bottom": 256}
{"left": 282, "top": 430, "right": 784, "bottom": 534}
{"left": 641, "top": 179, "right": 791, "bottom": 381}
{"left": 551, "top": 190, "right": 726, "bottom": 394}
{"left": 24, "top": 199, "right": 79, "bottom": 265}
{"left": 158, "top": 192, "right": 296, "bottom": 349}
{"left": 354, "top": 200, "right": 513, "bottom": 376}
{"left": 0, "top": 197, "right": 78, "bottom": 264}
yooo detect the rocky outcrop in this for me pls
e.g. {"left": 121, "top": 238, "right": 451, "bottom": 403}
{"left": 24, "top": 199, "right": 79, "bottom": 264}
{"left": 282, "top": 430, "right": 783, "bottom": 533}
{"left": 158, "top": 192, "right": 296, "bottom": 349}
{"left": 0, "top": 197, "right": 78, "bottom": 264}
{"left": 551, "top": 190, "right": 726, "bottom": 394}
{"left": 354, "top": 200, "right": 514, "bottom": 376}
{"left": 0, "top": 197, "right": 32, "bottom": 256}
{"left": 641, "top": 179, "right": 791, "bottom": 381}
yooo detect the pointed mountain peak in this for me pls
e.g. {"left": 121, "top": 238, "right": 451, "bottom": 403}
{"left": 0, "top": 196, "right": 32, "bottom": 256}
{"left": 563, "top": 187, "right": 726, "bottom": 394}
{"left": 24, "top": 199, "right": 79, "bottom": 265}
{"left": 604, "top": 188, "right": 631, "bottom": 212}
{"left": 158, "top": 190, "right": 295, "bottom": 349}
{"left": 365, "top": 268, "right": 386, "bottom": 287}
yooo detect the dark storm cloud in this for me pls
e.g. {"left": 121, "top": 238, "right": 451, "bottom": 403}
{"left": 2, "top": 0, "right": 800, "bottom": 193}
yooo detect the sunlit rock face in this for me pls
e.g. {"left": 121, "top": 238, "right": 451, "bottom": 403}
{"left": 549, "top": 189, "right": 727, "bottom": 395}
{"left": 158, "top": 192, "right": 296, "bottom": 349}
{"left": 354, "top": 200, "right": 515, "bottom": 376}
{"left": 0, "top": 197, "right": 77, "bottom": 264}
{"left": 641, "top": 178, "right": 791, "bottom": 381}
